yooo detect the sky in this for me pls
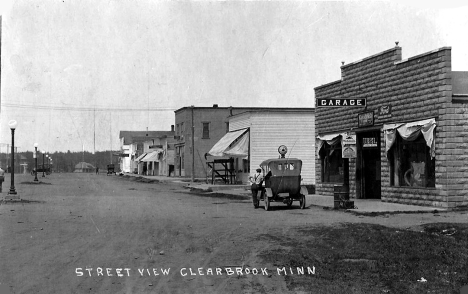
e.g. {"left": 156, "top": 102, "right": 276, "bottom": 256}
{"left": 0, "top": 0, "right": 467, "bottom": 153}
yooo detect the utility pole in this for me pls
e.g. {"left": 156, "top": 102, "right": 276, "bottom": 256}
{"left": 191, "top": 106, "right": 195, "bottom": 182}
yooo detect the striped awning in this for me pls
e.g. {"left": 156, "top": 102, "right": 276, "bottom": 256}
{"left": 141, "top": 150, "right": 163, "bottom": 162}
{"left": 134, "top": 153, "right": 148, "bottom": 162}
{"left": 207, "top": 128, "right": 249, "bottom": 157}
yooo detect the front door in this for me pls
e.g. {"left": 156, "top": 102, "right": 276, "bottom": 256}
{"left": 358, "top": 131, "right": 381, "bottom": 199}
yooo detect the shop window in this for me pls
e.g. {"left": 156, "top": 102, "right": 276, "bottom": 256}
{"left": 320, "top": 142, "right": 343, "bottom": 183}
{"left": 202, "top": 122, "right": 210, "bottom": 139}
{"left": 389, "top": 134, "right": 435, "bottom": 187}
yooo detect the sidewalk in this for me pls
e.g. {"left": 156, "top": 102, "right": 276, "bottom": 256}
{"left": 119, "top": 173, "right": 445, "bottom": 214}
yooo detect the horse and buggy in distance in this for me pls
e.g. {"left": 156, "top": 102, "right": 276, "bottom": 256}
{"left": 256, "top": 145, "right": 308, "bottom": 211}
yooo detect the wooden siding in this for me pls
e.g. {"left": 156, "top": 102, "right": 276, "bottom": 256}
{"left": 230, "top": 112, "right": 315, "bottom": 185}
{"left": 229, "top": 113, "right": 252, "bottom": 130}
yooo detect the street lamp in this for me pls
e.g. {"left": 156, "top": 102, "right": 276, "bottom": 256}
{"left": 8, "top": 120, "right": 18, "bottom": 196}
{"left": 42, "top": 150, "right": 46, "bottom": 177}
{"left": 34, "top": 143, "right": 39, "bottom": 182}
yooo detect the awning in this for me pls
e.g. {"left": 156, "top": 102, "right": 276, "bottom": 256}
{"left": 224, "top": 131, "right": 249, "bottom": 157}
{"left": 384, "top": 118, "right": 436, "bottom": 158}
{"left": 208, "top": 128, "right": 249, "bottom": 157}
{"left": 134, "top": 153, "right": 148, "bottom": 162}
{"left": 316, "top": 132, "right": 343, "bottom": 156}
{"left": 141, "top": 149, "right": 163, "bottom": 162}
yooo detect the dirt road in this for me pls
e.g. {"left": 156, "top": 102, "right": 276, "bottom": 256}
{"left": 0, "top": 173, "right": 467, "bottom": 294}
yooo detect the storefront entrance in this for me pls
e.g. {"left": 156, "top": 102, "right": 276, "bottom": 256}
{"left": 357, "top": 130, "right": 381, "bottom": 199}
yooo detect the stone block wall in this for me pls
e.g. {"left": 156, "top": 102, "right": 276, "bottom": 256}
{"left": 314, "top": 46, "right": 468, "bottom": 207}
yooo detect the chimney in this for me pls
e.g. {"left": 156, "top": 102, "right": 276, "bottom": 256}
{"left": 213, "top": 104, "right": 218, "bottom": 108}
{"left": 171, "top": 125, "right": 174, "bottom": 132}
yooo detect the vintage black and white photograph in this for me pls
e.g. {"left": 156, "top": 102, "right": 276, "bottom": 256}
{"left": 0, "top": 0, "right": 468, "bottom": 293}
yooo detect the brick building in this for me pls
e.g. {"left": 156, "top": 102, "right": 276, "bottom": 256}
{"left": 314, "top": 45, "right": 468, "bottom": 208}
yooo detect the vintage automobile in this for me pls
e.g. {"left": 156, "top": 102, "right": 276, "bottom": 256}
{"left": 258, "top": 146, "right": 308, "bottom": 211}
{"left": 30, "top": 165, "right": 52, "bottom": 175}
{"left": 107, "top": 164, "right": 116, "bottom": 175}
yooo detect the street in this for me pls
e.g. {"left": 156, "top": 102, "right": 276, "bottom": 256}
{"left": 1, "top": 173, "right": 467, "bottom": 294}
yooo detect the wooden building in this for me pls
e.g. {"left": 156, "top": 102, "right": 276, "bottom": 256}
{"left": 207, "top": 109, "right": 316, "bottom": 185}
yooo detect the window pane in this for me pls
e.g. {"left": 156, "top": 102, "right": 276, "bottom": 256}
{"left": 390, "top": 134, "right": 435, "bottom": 188}
{"left": 202, "top": 123, "right": 210, "bottom": 138}
{"left": 320, "top": 143, "right": 343, "bottom": 183}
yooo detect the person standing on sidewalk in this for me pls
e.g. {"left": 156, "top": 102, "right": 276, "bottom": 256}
{"left": 0, "top": 167, "right": 4, "bottom": 193}
{"left": 249, "top": 168, "right": 264, "bottom": 209}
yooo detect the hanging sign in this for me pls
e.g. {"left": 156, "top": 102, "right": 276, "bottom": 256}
{"left": 358, "top": 111, "right": 374, "bottom": 127}
{"left": 342, "top": 133, "right": 357, "bottom": 158}
{"left": 33, "top": 151, "right": 36, "bottom": 159}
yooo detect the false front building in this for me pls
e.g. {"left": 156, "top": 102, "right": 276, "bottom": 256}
{"left": 315, "top": 45, "right": 468, "bottom": 208}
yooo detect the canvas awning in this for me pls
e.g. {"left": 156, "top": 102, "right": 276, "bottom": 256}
{"left": 383, "top": 118, "right": 436, "bottom": 158}
{"left": 141, "top": 149, "right": 163, "bottom": 162}
{"left": 208, "top": 128, "right": 249, "bottom": 157}
{"left": 134, "top": 153, "right": 148, "bottom": 162}
{"left": 316, "top": 132, "right": 343, "bottom": 156}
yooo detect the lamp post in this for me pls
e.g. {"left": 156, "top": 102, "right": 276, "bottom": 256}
{"left": 8, "top": 120, "right": 18, "bottom": 196}
{"left": 42, "top": 150, "right": 46, "bottom": 177}
{"left": 34, "top": 143, "right": 39, "bottom": 182}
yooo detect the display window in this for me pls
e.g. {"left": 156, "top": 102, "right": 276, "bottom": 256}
{"left": 389, "top": 134, "right": 435, "bottom": 187}
{"left": 319, "top": 142, "right": 343, "bottom": 183}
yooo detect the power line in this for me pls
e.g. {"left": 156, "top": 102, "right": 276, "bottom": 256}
{"left": 0, "top": 103, "right": 176, "bottom": 112}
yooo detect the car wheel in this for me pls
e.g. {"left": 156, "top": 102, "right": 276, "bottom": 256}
{"left": 264, "top": 196, "right": 270, "bottom": 211}
{"left": 299, "top": 194, "right": 306, "bottom": 209}
{"left": 286, "top": 198, "right": 293, "bottom": 207}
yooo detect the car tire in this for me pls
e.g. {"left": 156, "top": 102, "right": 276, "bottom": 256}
{"left": 299, "top": 194, "right": 306, "bottom": 209}
{"left": 264, "top": 196, "right": 270, "bottom": 211}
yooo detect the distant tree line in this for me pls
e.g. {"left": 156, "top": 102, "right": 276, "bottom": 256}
{"left": 0, "top": 150, "right": 118, "bottom": 173}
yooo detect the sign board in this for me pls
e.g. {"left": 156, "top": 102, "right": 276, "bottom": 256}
{"left": 33, "top": 151, "right": 36, "bottom": 159}
{"left": 362, "top": 137, "right": 378, "bottom": 148}
{"left": 317, "top": 98, "right": 366, "bottom": 107}
{"left": 342, "top": 134, "right": 356, "bottom": 145}
{"left": 358, "top": 111, "right": 374, "bottom": 127}
{"left": 342, "top": 146, "right": 357, "bottom": 158}
{"left": 119, "top": 154, "right": 130, "bottom": 157}
{"left": 149, "top": 145, "right": 163, "bottom": 149}
{"left": 378, "top": 105, "right": 392, "bottom": 119}
{"left": 342, "top": 133, "right": 357, "bottom": 158}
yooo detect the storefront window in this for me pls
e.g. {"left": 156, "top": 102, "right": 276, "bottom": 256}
{"left": 389, "top": 134, "right": 435, "bottom": 187}
{"left": 320, "top": 142, "right": 343, "bottom": 183}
